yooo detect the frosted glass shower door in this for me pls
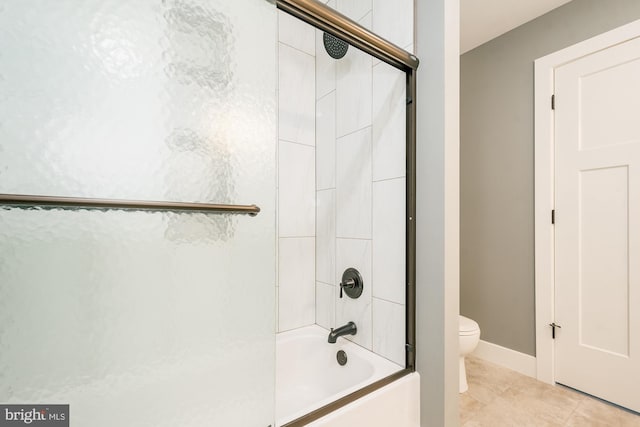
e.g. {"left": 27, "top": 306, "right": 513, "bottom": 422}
{"left": 0, "top": 1, "right": 276, "bottom": 426}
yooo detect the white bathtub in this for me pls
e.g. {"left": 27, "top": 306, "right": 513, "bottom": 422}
{"left": 275, "top": 325, "right": 419, "bottom": 426}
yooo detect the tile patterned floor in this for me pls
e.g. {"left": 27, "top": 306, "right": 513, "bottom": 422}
{"left": 461, "top": 356, "right": 640, "bottom": 426}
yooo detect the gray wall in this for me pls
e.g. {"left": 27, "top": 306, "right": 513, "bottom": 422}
{"left": 460, "top": 0, "right": 640, "bottom": 356}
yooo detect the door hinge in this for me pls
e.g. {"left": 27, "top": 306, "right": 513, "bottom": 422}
{"left": 549, "top": 322, "right": 562, "bottom": 339}
{"left": 551, "top": 209, "right": 555, "bottom": 224}
{"left": 551, "top": 94, "right": 555, "bottom": 110}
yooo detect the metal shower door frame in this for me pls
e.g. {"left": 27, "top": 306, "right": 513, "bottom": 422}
{"left": 276, "top": 1, "right": 418, "bottom": 425}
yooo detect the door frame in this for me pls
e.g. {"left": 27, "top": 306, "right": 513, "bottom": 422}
{"left": 534, "top": 18, "right": 640, "bottom": 384}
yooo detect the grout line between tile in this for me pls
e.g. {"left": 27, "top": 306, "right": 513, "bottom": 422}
{"left": 336, "top": 124, "right": 372, "bottom": 141}
{"left": 373, "top": 175, "right": 407, "bottom": 184}
{"left": 372, "top": 296, "right": 405, "bottom": 306}
{"left": 316, "top": 88, "right": 336, "bottom": 103}
{"left": 335, "top": 236, "right": 372, "bottom": 241}
{"left": 279, "top": 138, "right": 316, "bottom": 148}
{"left": 278, "top": 40, "right": 316, "bottom": 59}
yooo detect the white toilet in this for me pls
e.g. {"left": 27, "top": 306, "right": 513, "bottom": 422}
{"left": 459, "top": 315, "right": 480, "bottom": 393}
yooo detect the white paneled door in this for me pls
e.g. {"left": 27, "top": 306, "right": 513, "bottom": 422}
{"left": 554, "top": 36, "right": 640, "bottom": 412}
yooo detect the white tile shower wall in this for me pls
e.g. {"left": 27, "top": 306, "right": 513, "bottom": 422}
{"left": 316, "top": 189, "right": 336, "bottom": 284}
{"left": 372, "top": 298, "right": 406, "bottom": 366}
{"left": 372, "top": 0, "right": 414, "bottom": 49}
{"left": 312, "top": 0, "right": 411, "bottom": 366}
{"left": 279, "top": 10, "right": 315, "bottom": 56}
{"left": 336, "top": 37, "right": 372, "bottom": 137}
{"left": 277, "top": 12, "right": 317, "bottom": 333}
{"left": 316, "top": 92, "right": 336, "bottom": 190}
{"left": 372, "top": 61, "right": 406, "bottom": 181}
{"left": 316, "top": 28, "right": 336, "bottom": 100}
{"left": 278, "top": 43, "right": 315, "bottom": 147}
{"left": 336, "top": 127, "right": 372, "bottom": 239}
{"left": 316, "top": 281, "right": 335, "bottom": 329}
{"left": 278, "top": 141, "right": 315, "bottom": 237}
{"left": 372, "top": 178, "right": 406, "bottom": 305}
{"left": 279, "top": 238, "right": 316, "bottom": 332}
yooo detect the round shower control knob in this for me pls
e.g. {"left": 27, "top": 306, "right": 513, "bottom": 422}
{"left": 339, "top": 268, "right": 363, "bottom": 299}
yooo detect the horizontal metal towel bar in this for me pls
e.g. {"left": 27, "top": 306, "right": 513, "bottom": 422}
{"left": 0, "top": 193, "right": 260, "bottom": 216}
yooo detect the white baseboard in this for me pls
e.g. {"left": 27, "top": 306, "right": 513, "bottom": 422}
{"left": 472, "top": 340, "right": 537, "bottom": 378}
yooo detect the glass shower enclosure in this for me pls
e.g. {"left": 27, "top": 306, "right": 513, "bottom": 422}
{"left": 0, "top": 1, "right": 277, "bottom": 426}
{"left": 0, "top": 0, "right": 419, "bottom": 425}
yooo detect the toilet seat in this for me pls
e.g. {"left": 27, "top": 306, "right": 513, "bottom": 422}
{"left": 459, "top": 315, "right": 480, "bottom": 336}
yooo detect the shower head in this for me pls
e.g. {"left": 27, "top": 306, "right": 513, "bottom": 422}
{"left": 323, "top": 32, "right": 349, "bottom": 59}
